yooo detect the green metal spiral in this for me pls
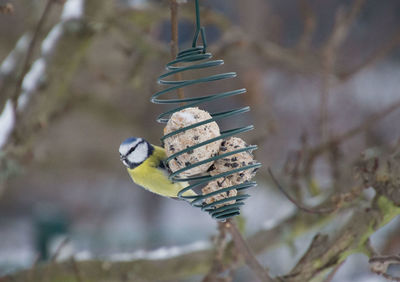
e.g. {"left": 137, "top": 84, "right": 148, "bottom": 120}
{"left": 151, "top": 0, "right": 261, "bottom": 220}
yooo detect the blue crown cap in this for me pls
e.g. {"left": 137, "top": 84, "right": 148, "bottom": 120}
{"left": 121, "top": 137, "right": 139, "bottom": 145}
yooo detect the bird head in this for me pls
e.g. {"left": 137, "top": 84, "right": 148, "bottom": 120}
{"left": 119, "top": 137, "right": 154, "bottom": 169}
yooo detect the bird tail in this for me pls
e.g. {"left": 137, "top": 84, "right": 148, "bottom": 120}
{"left": 180, "top": 182, "right": 197, "bottom": 198}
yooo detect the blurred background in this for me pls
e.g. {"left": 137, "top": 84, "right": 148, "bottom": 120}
{"left": 0, "top": 0, "right": 400, "bottom": 281}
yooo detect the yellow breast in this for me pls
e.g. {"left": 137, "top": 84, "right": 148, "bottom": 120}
{"left": 127, "top": 145, "right": 195, "bottom": 198}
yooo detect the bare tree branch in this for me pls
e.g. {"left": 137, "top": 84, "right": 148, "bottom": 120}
{"left": 323, "top": 260, "right": 346, "bottom": 282}
{"left": 169, "top": 0, "right": 185, "bottom": 101}
{"left": 11, "top": 0, "right": 57, "bottom": 114}
{"left": 0, "top": 3, "right": 13, "bottom": 14}
{"left": 339, "top": 30, "right": 400, "bottom": 81}
{"left": 309, "top": 98, "right": 400, "bottom": 159}
{"left": 225, "top": 219, "right": 275, "bottom": 282}
{"left": 319, "top": 0, "right": 366, "bottom": 140}
{"left": 280, "top": 150, "right": 400, "bottom": 281}
{"left": 268, "top": 167, "right": 338, "bottom": 214}
{"left": 297, "top": 0, "right": 316, "bottom": 50}
{"left": 369, "top": 255, "right": 400, "bottom": 281}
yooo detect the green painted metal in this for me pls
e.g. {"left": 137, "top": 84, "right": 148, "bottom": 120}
{"left": 151, "top": 0, "right": 261, "bottom": 220}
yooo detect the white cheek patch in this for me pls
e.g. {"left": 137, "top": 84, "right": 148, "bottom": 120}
{"left": 119, "top": 138, "right": 142, "bottom": 156}
{"left": 127, "top": 142, "right": 148, "bottom": 164}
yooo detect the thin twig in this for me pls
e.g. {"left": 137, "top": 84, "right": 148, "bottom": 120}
{"left": 369, "top": 255, "right": 400, "bottom": 281}
{"left": 224, "top": 219, "right": 275, "bottom": 282}
{"left": 28, "top": 253, "right": 41, "bottom": 282}
{"left": 50, "top": 237, "right": 70, "bottom": 262}
{"left": 268, "top": 167, "right": 337, "bottom": 214}
{"left": 170, "top": 0, "right": 179, "bottom": 59}
{"left": 319, "top": 0, "right": 365, "bottom": 140}
{"left": 202, "top": 222, "right": 231, "bottom": 282}
{"left": 298, "top": 0, "right": 316, "bottom": 50}
{"left": 11, "top": 0, "right": 56, "bottom": 114}
{"left": 70, "top": 257, "right": 83, "bottom": 282}
{"left": 339, "top": 30, "right": 400, "bottom": 81}
{"left": 169, "top": 0, "right": 185, "bottom": 101}
{"left": 319, "top": 60, "right": 331, "bottom": 142}
{"left": 323, "top": 0, "right": 365, "bottom": 52}
{"left": 323, "top": 260, "right": 346, "bottom": 282}
{"left": 0, "top": 3, "right": 13, "bottom": 14}
{"left": 310, "top": 98, "right": 400, "bottom": 158}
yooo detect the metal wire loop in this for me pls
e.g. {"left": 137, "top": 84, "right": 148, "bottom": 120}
{"left": 150, "top": 0, "right": 261, "bottom": 220}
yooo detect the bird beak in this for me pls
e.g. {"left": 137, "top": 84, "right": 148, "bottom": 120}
{"left": 120, "top": 155, "right": 130, "bottom": 168}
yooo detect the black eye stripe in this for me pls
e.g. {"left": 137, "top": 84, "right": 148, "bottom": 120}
{"left": 126, "top": 140, "right": 145, "bottom": 157}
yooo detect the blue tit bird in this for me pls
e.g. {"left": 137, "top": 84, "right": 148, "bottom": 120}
{"left": 119, "top": 137, "right": 196, "bottom": 198}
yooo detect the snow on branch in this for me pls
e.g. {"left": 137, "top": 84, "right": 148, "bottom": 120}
{"left": 0, "top": 33, "right": 31, "bottom": 76}
{"left": 107, "top": 241, "right": 211, "bottom": 262}
{"left": 61, "top": 0, "right": 84, "bottom": 21}
{"left": 0, "top": 0, "right": 86, "bottom": 150}
{"left": 0, "top": 100, "right": 15, "bottom": 148}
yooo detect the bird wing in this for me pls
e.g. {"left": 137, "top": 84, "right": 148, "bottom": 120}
{"left": 153, "top": 145, "right": 196, "bottom": 198}
{"left": 155, "top": 166, "right": 194, "bottom": 198}
{"left": 128, "top": 145, "right": 196, "bottom": 198}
